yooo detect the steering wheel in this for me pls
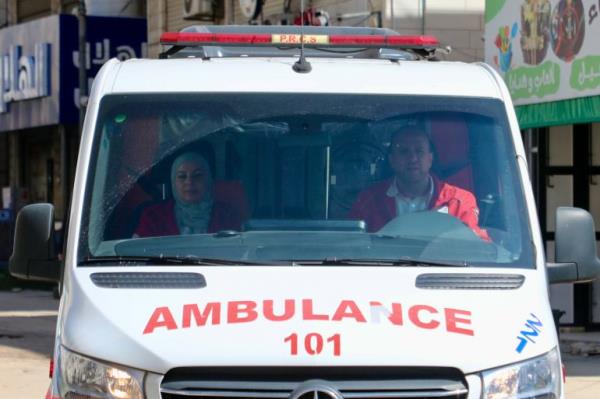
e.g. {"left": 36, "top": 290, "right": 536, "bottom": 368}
{"left": 377, "top": 210, "right": 479, "bottom": 241}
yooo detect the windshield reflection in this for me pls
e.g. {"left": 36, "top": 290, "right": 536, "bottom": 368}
{"left": 82, "top": 94, "right": 533, "bottom": 268}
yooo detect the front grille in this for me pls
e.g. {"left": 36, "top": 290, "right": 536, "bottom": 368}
{"left": 415, "top": 273, "right": 525, "bottom": 290}
{"left": 160, "top": 367, "right": 468, "bottom": 399}
{"left": 90, "top": 272, "right": 206, "bottom": 288}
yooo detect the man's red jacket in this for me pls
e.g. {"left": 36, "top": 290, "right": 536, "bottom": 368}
{"left": 348, "top": 176, "right": 489, "bottom": 241}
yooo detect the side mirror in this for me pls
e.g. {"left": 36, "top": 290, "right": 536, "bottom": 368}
{"left": 9, "top": 203, "right": 61, "bottom": 282}
{"left": 547, "top": 207, "right": 600, "bottom": 284}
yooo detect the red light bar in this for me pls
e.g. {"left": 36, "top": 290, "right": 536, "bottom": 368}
{"left": 386, "top": 35, "right": 440, "bottom": 47}
{"left": 329, "top": 35, "right": 439, "bottom": 48}
{"left": 160, "top": 32, "right": 272, "bottom": 45}
{"left": 160, "top": 32, "right": 440, "bottom": 49}
{"left": 328, "top": 35, "right": 386, "bottom": 46}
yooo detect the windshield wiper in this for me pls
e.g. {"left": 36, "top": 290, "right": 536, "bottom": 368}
{"left": 289, "top": 258, "right": 469, "bottom": 267}
{"left": 81, "top": 255, "right": 264, "bottom": 266}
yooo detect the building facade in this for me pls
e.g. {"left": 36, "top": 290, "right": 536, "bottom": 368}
{"left": 485, "top": 0, "right": 600, "bottom": 329}
{"left": 0, "top": 0, "right": 146, "bottom": 260}
{"left": 145, "top": 0, "right": 485, "bottom": 61}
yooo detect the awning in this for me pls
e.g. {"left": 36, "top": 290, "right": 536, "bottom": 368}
{"left": 516, "top": 95, "right": 600, "bottom": 129}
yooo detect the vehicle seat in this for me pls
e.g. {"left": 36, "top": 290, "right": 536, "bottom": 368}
{"left": 430, "top": 117, "right": 499, "bottom": 229}
{"left": 430, "top": 117, "right": 474, "bottom": 192}
{"left": 106, "top": 115, "right": 160, "bottom": 239}
{"left": 213, "top": 180, "right": 250, "bottom": 221}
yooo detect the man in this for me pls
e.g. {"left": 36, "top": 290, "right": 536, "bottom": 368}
{"left": 348, "top": 125, "right": 489, "bottom": 241}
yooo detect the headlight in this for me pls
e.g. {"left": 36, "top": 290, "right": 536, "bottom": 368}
{"left": 57, "top": 345, "right": 144, "bottom": 399}
{"left": 481, "top": 347, "right": 561, "bottom": 399}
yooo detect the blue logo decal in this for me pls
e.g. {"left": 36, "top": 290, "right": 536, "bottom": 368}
{"left": 515, "top": 313, "right": 543, "bottom": 353}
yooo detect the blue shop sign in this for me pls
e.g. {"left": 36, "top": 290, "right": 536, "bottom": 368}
{"left": 0, "top": 14, "right": 146, "bottom": 132}
{"left": 0, "top": 43, "right": 51, "bottom": 114}
{"left": 0, "top": 16, "right": 59, "bottom": 131}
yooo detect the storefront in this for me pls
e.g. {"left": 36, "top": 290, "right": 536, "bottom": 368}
{"left": 485, "top": 0, "right": 600, "bottom": 328}
{"left": 0, "top": 14, "right": 146, "bottom": 259}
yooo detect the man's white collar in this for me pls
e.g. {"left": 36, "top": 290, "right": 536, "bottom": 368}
{"left": 386, "top": 176, "right": 434, "bottom": 200}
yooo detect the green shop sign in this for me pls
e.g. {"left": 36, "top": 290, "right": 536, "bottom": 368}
{"left": 571, "top": 56, "right": 600, "bottom": 92}
{"left": 506, "top": 62, "right": 560, "bottom": 100}
{"left": 485, "top": 0, "right": 600, "bottom": 127}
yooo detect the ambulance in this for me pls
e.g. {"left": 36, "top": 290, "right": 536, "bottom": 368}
{"left": 9, "top": 25, "right": 600, "bottom": 399}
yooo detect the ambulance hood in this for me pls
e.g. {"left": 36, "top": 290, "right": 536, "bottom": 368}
{"left": 62, "top": 267, "right": 555, "bottom": 375}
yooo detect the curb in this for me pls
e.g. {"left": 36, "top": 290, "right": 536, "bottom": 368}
{"left": 560, "top": 334, "right": 600, "bottom": 356}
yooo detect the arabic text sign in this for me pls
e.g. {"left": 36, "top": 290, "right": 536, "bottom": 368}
{"left": 0, "top": 43, "right": 51, "bottom": 114}
{"left": 484, "top": 0, "right": 600, "bottom": 106}
{"left": 0, "top": 16, "right": 60, "bottom": 130}
{"left": 0, "top": 14, "right": 147, "bottom": 132}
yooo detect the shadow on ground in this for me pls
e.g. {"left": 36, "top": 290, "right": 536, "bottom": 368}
{"left": 0, "top": 290, "right": 58, "bottom": 359}
{"left": 562, "top": 353, "right": 600, "bottom": 378}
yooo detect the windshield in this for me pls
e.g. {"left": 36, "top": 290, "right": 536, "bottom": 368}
{"left": 79, "top": 93, "right": 533, "bottom": 267}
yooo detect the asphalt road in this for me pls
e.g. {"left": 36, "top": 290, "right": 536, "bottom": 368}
{"left": 1, "top": 289, "right": 599, "bottom": 398}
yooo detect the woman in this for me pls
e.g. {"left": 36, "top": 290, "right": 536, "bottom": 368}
{"left": 135, "top": 152, "right": 241, "bottom": 237}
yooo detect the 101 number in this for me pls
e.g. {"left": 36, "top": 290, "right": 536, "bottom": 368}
{"left": 284, "top": 333, "right": 341, "bottom": 356}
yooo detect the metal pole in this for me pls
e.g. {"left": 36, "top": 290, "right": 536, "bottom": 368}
{"left": 225, "top": 0, "right": 234, "bottom": 24}
{"left": 325, "top": 146, "right": 330, "bottom": 220}
{"left": 421, "top": 0, "right": 426, "bottom": 35}
{"left": 78, "top": 0, "right": 87, "bottom": 135}
{"left": 59, "top": 125, "right": 69, "bottom": 223}
{"left": 526, "top": 128, "right": 535, "bottom": 182}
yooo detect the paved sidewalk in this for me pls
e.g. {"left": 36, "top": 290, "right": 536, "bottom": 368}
{"left": 0, "top": 289, "right": 58, "bottom": 398}
{"left": 560, "top": 331, "right": 600, "bottom": 398}
{"left": 563, "top": 354, "right": 600, "bottom": 399}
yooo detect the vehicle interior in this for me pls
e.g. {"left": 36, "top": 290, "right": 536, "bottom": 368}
{"left": 84, "top": 93, "right": 531, "bottom": 266}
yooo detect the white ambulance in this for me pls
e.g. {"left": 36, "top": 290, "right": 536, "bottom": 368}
{"left": 10, "top": 25, "right": 600, "bottom": 399}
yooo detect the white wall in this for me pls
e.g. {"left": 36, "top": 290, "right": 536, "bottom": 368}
{"left": 147, "top": 0, "right": 485, "bottom": 62}
{"left": 85, "top": 0, "right": 143, "bottom": 17}
{"left": 386, "top": 0, "right": 484, "bottom": 62}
